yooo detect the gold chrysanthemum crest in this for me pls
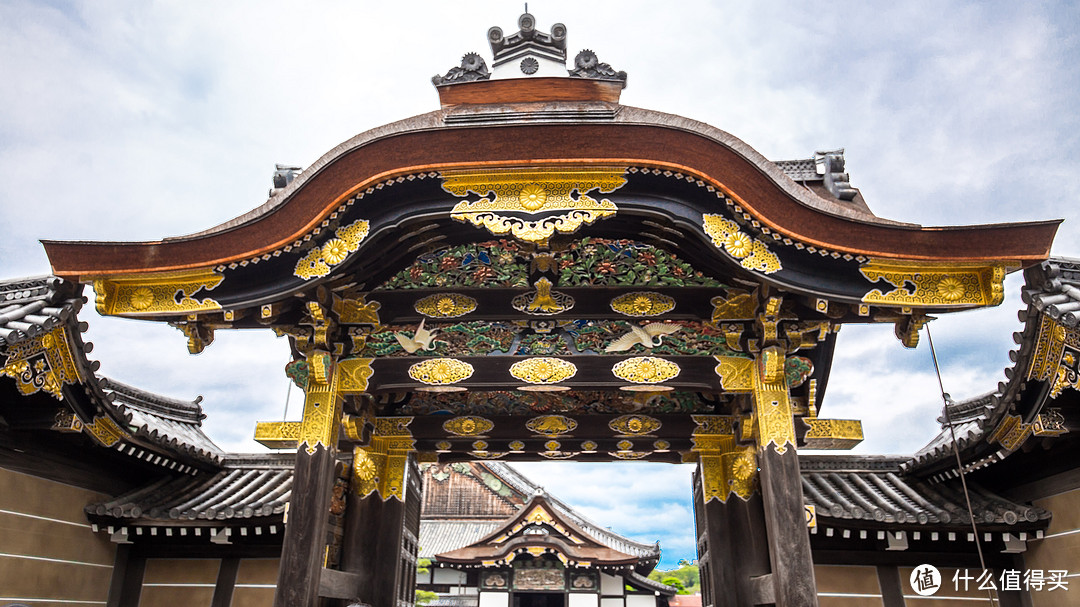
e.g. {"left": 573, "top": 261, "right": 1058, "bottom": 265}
{"left": 610, "top": 292, "right": 676, "bottom": 317}
{"left": 408, "top": 358, "right": 474, "bottom": 385}
{"left": 415, "top": 293, "right": 478, "bottom": 318}
{"left": 609, "top": 414, "right": 662, "bottom": 436}
{"left": 443, "top": 416, "right": 494, "bottom": 436}
{"left": 612, "top": 357, "right": 681, "bottom": 384}
{"left": 702, "top": 215, "right": 781, "bottom": 274}
{"left": 510, "top": 357, "right": 577, "bottom": 384}
{"left": 294, "top": 219, "right": 371, "bottom": 280}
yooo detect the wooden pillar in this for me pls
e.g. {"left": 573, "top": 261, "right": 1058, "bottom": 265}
{"left": 690, "top": 416, "right": 770, "bottom": 606}
{"left": 753, "top": 345, "right": 819, "bottom": 606}
{"left": 274, "top": 352, "right": 344, "bottom": 607}
{"left": 693, "top": 466, "right": 770, "bottom": 607}
{"left": 338, "top": 418, "right": 416, "bottom": 607}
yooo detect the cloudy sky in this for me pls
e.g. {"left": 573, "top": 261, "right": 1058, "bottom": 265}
{"left": 3, "top": 1, "right": 1079, "bottom": 568}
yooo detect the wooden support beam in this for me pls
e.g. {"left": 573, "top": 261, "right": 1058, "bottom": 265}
{"left": 318, "top": 568, "right": 363, "bottom": 600}
{"left": 273, "top": 352, "right": 344, "bottom": 607}
{"left": 753, "top": 346, "right": 819, "bottom": 607}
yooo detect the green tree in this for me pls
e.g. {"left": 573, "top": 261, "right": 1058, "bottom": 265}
{"left": 648, "top": 563, "right": 700, "bottom": 595}
{"left": 415, "top": 558, "right": 437, "bottom": 606}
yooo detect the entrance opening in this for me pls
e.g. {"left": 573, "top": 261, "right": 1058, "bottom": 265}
{"left": 514, "top": 593, "right": 565, "bottom": 607}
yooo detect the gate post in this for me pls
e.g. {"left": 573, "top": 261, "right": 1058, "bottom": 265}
{"left": 339, "top": 419, "right": 418, "bottom": 607}
{"left": 753, "top": 345, "right": 818, "bottom": 606}
{"left": 690, "top": 416, "right": 770, "bottom": 607}
{"left": 273, "top": 351, "right": 344, "bottom": 607}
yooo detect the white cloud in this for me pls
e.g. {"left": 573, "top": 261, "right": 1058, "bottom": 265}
{"left": 2, "top": 0, "right": 1078, "bottom": 570}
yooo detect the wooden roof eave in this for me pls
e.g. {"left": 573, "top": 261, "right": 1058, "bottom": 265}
{"left": 40, "top": 102, "right": 1060, "bottom": 280}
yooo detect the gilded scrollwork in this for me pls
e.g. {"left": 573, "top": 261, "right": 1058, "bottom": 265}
{"left": 710, "top": 289, "right": 757, "bottom": 321}
{"left": 610, "top": 292, "right": 676, "bottom": 317}
{"left": 1033, "top": 408, "right": 1068, "bottom": 437}
{"left": 859, "top": 260, "right": 1007, "bottom": 307}
{"left": 512, "top": 278, "right": 575, "bottom": 315}
{"left": 84, "top": 415, "right": 126, "bottom": 448}
{"left": 611, "top": 357, "right": 680, "bottom": 384}
{"left": 337, "top": 357, "right": 374, "bottom": 393}
{"left": 334, "top": 295, "right": 382, "bottom": 326}
{"left": 253, "top": 421, "right": 301, "bottom": 449}
{"left": 298, "top": 379, "right": 343, "bottom": 456}
{"left": 509, "top": 357, "right": 577, "bottom": 384}
{"left": 93, "top": 270, "right": 223, "bottom": 316}
{"left": 408, "top": 358, "right": 474, "bottom": 385}
{"left": 702, "top": 215, "right": 782, "bottom": 274}
{"left": 801, "top": 418, "right": 864, "bottom": 449}
{"left": 294, "top": 219, "right": 371, "bottom": 280}
{"left": 443, "top": 168, "right": 626, "bottom": 245}
{"left": 713, "top": 356, "right": 754, "bottom": 392}
{"left": 988, "top": 414, "right": 1033, "bottom": 452}
{"left": 752, "top": 346, "right": 796, "bottom": 454}
{"left": 0, "top": 327, "right": 81, "bottom": 400}
{"left": 415, "top": 293, "right": 478, "bottom": 318}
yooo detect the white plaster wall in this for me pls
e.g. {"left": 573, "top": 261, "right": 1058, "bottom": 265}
{"left": 601, "top": 598, "right": 625, "bottom": 607}
{"left": 479, "top": 591, "right": 510, "bottom": 607}
{"left": 600, "top": 573, "right": 625, "bottom": 596}
{"left": 569, "top": 594, "right": 600, "bottom": 607}
{"left": 626, "top": 595, "right": 656, "bottom": 607}
{"left": 433, "top": 568, "right": 468, "bottom": 585}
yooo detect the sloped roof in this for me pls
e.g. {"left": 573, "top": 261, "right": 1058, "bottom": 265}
{"left": 435, "top": 494, "right": 646, "bottom": 569}
{"left": 101, "top": 377, "right": 224, "bottom": 465}
{"left": 86, "top": 453, "right": 293, "bottom": 524}
{"left": 904, "top": 257, "right": 1077, "bottom": 477}
{"left": 0, "top": 275, "right": 225, "bottom": 474}
{"left": 419, "top": 461, "right": 661, "bottom": 570}
{"left": 0, "top": 276, "right": 83, "bottom": 348}
{"left": 802, "top": 456, "right": 1049, "bottom": 530}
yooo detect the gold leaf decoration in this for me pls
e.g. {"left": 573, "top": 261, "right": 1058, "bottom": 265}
{"left": 609, "top": 414, "right": 662, "bottom": 436}
{"left": 509, "top": 441, "right": 525, "bottom": 451}
{"left": 526, "top": 415, "right": 578, "bottom": 437}
{"left": 408, "top": 358, "right": 474, "bottom": 385}
{"left": 0, "top": 327, "right": 81, "bottom": 400}
{"left": 415, "top": 293, "right": 478, "bottom": 318}
{"left": 511, "top": 277, "right": 575, "bottom": 316}
{"left": 510, "top": 357, "right": 577, "bottom": 384}
{"left": 444, "top": 168, "right": 626, "bottom": 246}
{"left": 713, "top": 356, "right": 754, "bottom": 392}
{"left": 294, "top": 219, "right": 371, "bottom": 280}
{"left": 611, "top": 357, "right": 681, "bottom": 384}
{"left": 702, "top": 215, "right": 782, "bottom": 274}
{"left": 859, "top": 260, "right": 1008, "bottom": 307}
{"left": 801, "top": 418, "right": 864, "bottom": 450}
{"left": 443, "top": 416, "right": 494, "bottom": 436}
{"left": 337, "top": 358, "right": 374, "bottom": 393}
{"left": 94, "top": 270, "right": 223, "bottom": 316}
{"left": 610, "top": 292, "right": 676, "bottom": 317}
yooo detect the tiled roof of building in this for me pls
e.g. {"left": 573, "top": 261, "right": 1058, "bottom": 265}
{"left": 85, "top": 454, "right": 292, "bottom": 524}
{"left": 904, "top": 258, "right": 1076, "bottom": 477}
{"left": 0, "top": 276, "right": 83, "bottom": 348}
{"left": 482, "top": 462, "right": 662, "bottom": 560}
{"left": 101, "top": 378, "right": 224, "bottom": 464}
{"left": 419, "top": 521, "right": 503, "bottom": 559}
{"left": 801, "top": 456, "right": 1049, "bottom": 530}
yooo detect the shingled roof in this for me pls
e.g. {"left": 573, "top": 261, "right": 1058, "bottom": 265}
{"left": 420, "top": 462, "right": 661, "bottom": 565}
{"left": 101, "top": 377, "right": 225, "bottom": 465}
{"left": 0, "top": 276, "right": 83, "bottom": 348}
{"left": 85, "top": 453, "right": 292, "bottom": 527}
{"left": 801, "top": 455, "right": 1049, "bottom": 531}
{"left": 904, "top": 258, "right": 1077, "bottom": 478}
